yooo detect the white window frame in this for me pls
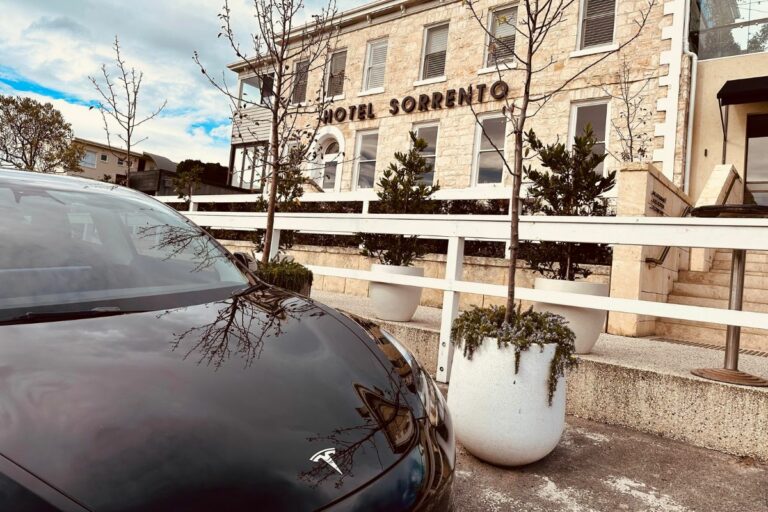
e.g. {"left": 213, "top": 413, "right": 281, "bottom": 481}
{"left": 418, "top": 22, "right": 450, "bottom": 82}
{"left": 472, "top": 113, "right": 509, "bottom": 187}
{"left": 353, "top": 129, "right": 379, "bottom": 191}
{"left": 80, "top": 150, "right": 97, "bottom": 169}
{"left": 483, "top": 4, "right": 519, "bottom": 70}
{"left": 325, "top": 49, "right": 347, "bottom": 100}
{"left": 413, "top": 121, "right": 440, "bottom": 185}
{"left": 568, "top": 98, "right": 611, "bottom": 178}
{"left": 100, "top": 154, "right": 108, "bottom": 163}
{"left": 575, "top": 0, "right": 618, "bottom": 52}
{"left": 362, "top": 38, "right": 388, "bottom": 93}
{"left": 321, "top": 139, "right": 342, "bottom": 192}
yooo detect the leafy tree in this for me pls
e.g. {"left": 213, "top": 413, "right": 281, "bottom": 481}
{"left": 0, "top": 95, "right": 84, "bottom": 172}
{"left": 521, "top": 126, "right": 615, "bottom": 280}
{"left": 358, "top": 132, "right": 440, "bottom": 266}
{"left": 173, "top": 162, "right": 203, "bottom": 203}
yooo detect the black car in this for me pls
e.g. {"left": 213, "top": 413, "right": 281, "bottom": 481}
{"left": 0, "top": 169, "right": 454, "bottom": 511}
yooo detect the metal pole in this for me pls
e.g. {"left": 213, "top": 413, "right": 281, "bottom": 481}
{"left": 724, "top": 248, "right": 746, "bottom": 370}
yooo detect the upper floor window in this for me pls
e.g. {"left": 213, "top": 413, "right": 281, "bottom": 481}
{"left": 292, "top": 60, "right": 309, "bottom": 104}
{"left": 117, "top": 158, "right": 125, "bottom": 166}
{"left": 421, "top": 24, "right": 449, "bottom": 80}
{"left": 80, "top": 151, "right": 97, "bottom": 169}
{"left": 474, "top": 115, "right": 507, "bottom": 185}
{"left": 569, "top": 101, "right": 608, "bottom": 175}
{"left": 355, "top": 131, "right": 379, "bottom": 189}
{"left": 363, "top": 39, "right": 388, "bottom": 91}
{"left": 579, "top": 0, "right": 616, "bottom": 49}
{"left": 690, "top": 0, "right": 768, "bottom": 59}
{"left": 326, "top": 50, "right": 347, "bottom": 97}
{"left": 414, "top": 124, "right": 438, "bottom": 185}
{"left": 100, "top": 154, "right": 108, "bottom": 162}
{"left": 487, "top": 6, "right": 518, "bottom": 67}
{"left": 239, "top": 74, "right": 273, "bottom": 107}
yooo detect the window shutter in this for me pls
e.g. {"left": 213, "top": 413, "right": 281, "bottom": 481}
{"left": 327, "top": 51, "right": 346, "bottom": 96}
{"left": 365, "top": 40, "right": 388, "bottom": 90}
{"left": 292, "top": 60, "right": 309, "bottom": 103}
{"left": 488, "top": 7, "right": 517, "bottom": 66}
{"left": 582, "top": 0, "right": 615, "bottom": 48}
{"left": 422, "top": 25, "right": 448, "bottom": 79}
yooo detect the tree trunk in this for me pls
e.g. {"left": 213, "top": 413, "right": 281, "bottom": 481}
{"left": 261, "top": 107, "right": 281, "bottom": 265}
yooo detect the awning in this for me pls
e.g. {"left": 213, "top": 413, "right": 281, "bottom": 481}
{"left": 717, "top": 76, "right": 768, "bottom": 106}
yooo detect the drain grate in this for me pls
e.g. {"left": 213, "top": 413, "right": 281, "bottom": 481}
{"left": 650, "top": 337, "right": 768, "bottom": 358}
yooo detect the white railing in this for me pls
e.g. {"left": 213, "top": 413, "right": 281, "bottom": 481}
{"left": 159, "top": 195, "right": 768, "bottom": 383}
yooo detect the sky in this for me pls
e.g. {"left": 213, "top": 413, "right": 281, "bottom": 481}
{"left": 0, "top": 0, "right": 358, "bottom": 165}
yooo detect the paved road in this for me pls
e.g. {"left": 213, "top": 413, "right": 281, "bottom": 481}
{"left": 452, "top": 417, "right": 768, "bottom": 511}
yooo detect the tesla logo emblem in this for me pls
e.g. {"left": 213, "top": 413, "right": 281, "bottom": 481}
{"left": 310, "top": 448, "right": 342, "bottom": 475}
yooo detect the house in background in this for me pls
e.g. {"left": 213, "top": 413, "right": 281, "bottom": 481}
{"left": 74, "top": 137, "right": 152, "bottom": 184}
{"left": 74, "top": 138, "right": 242, "bottom": 196}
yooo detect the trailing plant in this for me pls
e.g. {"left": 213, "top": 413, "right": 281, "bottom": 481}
{"left": 358, "top": 131, "right": 440, "bottom": 266}
{"left": 451, "top": 305, "right": 577, "bottom": 405}
{"left": 254, "top": 258, "right": 313, "bottom": 295}
{"left": 522, "top": 126, "right": 616, "bottom": 280}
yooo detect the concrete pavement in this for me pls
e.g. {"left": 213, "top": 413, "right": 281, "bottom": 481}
{"left": 451, "top": 416, "right": 767, "bottom": 511}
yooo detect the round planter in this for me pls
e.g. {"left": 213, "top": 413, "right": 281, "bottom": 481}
{"left": 447, "top": 340, "right": 565, "bottom": 466}
{"left": 533, "top": 278, "right": 608, "bottom": 354}
{"left": 369, "top": 264, "right": 423, "bottom": 322}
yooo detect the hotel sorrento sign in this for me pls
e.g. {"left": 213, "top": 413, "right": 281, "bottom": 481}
{"left": 320, "top": 80, "right": 511, "bottom": 124}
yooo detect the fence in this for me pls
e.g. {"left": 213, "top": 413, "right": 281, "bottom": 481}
{"left": 157, "top": 191, "right": 768, "bottom": 382}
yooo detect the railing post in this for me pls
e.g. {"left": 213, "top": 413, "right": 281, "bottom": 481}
{"left": 362, "top": 200, "right": 370, "bottom": 214}
{"left": 188, "top": 201, "right": 198, "bottom": 212}
{"left": 268, "top": 229, "right": 281, "bottom": 261}
{"left": 436, "top": 236, "right": 464, "bottom": 383}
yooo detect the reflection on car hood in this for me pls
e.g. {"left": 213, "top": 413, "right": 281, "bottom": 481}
{"left": 0, "top": 286, "right": 423, "bottom": 511}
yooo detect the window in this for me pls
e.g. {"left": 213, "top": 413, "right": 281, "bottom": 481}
{"left": 579, "top": 0, "right": 616, "bottom": 49}
{"left": 487, "top": 6, "right": 518, "bottom": 66}
{"left": 292, "top": 60, "right": 309, "bottom": 103}
{"left": 414, "top": 124, "right": 438, "bottom": 185}
{"left": 100, "top": 154, "right": 108, "bottom": 162}
{"left": 363, "top": 39, "right": 388, "bottom": 91}
{"left": 421, "top": 24, "right": 449, "bottom": 80}
{"left": 356, "top": 131, "right": 379, "bottom": 189}
{"left": 117, "top": 158, "right": 125, "bottom": 166}
{"left": 239, "top": 75, "right": 273, "bottom": 107}
{"left": 326, "top": 50, "right": 347, "bottom": 97}
{"left": 690, "top": 0, "right": 768, "bottom": 59}
{"left": 80, "top": 151, "right": 97, "bottom": 169}
{"left": 322, "top": 139, "right": 341, "bottom": 190}
{"left": 231, "top": 144, "right": 266, "bottom": 190}
{"left": 570, "top": 102, "right": 608, "bottom": 175}
{"left": 474, "top": 116, "right": 507, "bottom": 185}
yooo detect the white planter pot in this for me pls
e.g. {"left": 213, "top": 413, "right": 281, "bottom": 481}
{"left": 533, "top": 278, "right": 608, "bottom": 354}
{"left": 369, "top": 264, "right": 423, "bottom": 322}
{"left": 448, "top": 340, "right": 565, "bottom": 466}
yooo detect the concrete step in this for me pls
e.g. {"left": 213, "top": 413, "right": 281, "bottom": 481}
{"left": 714, "top": 250, "right": 768, "bottom": 263}
{"left": 671, "top": 281, "right": 768, "bottom": 304}
{"left": 712, "top": 259, "right": 768, "bottom": 273}
{"left": 677, "top": 270, "right": 768, "bottom": 289}
{"left": 656, "top": 318, "right": 768, "bottom": 352}
{"left": 311, "top": 290, "right": 768, "bottom": 461}
{"left": 667, "top": 293, "right": 768, "bottom": 313}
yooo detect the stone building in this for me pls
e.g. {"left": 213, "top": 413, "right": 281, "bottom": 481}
{"left": 227, "top": 0, "right": 690, "bottom": 196}
{"left": 223, "top": 0, "right": 768, "bottom": 351}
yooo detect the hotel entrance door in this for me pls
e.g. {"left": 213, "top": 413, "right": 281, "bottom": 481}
{"left": 745, "top": 114, "right": 768, "bottom": 205}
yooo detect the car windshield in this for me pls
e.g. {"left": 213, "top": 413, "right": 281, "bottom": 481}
{"left": 0, "top": 173, "right": 250, "bottom": 322}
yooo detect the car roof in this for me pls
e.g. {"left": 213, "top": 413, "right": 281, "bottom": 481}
{"left": 0, "top": 168, "right": 144, "bottom": 199}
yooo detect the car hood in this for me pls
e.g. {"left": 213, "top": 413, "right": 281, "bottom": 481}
{"left": 0, "top": 286, "right": 424, "bottom": 511}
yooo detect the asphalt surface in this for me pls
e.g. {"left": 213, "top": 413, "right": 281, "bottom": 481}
{"left": 451, "top": 416, "right": 768, "bottom": 512}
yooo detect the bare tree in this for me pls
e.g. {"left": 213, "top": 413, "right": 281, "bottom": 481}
{"left": 599, "top": 57, "right": 654, "bottom": 163}
{"left": 465, "top": 0, "right": 655, "bottom": 324}
{"left": 195, "top": 0, "right": 339, "bottom": 264}
{"left": 89, "top": 36, "right": 167, "bottom": 184}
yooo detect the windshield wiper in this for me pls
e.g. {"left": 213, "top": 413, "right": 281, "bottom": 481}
{"left": 0, "top": 307, "right": 144, "bottom": 325}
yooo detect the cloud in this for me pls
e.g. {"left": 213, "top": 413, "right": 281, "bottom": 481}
{"left": 0, "top": 0, "right": 360, "bottom": 165}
